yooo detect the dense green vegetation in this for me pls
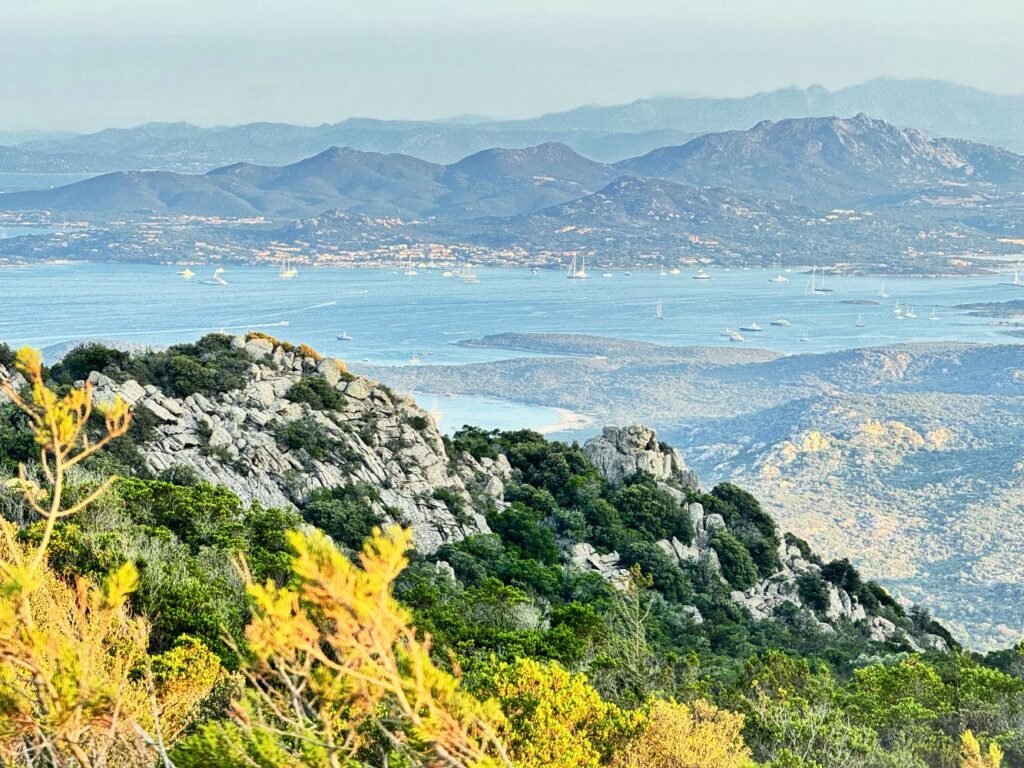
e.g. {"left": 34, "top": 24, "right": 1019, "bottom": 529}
{"left": 2, "top": 342, "right": 1022, "bottom": 767}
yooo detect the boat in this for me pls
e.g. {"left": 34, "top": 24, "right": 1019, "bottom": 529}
{"left": 531, "top": 267, "right": 540, "bottom": 274}
{"left": 199, "top": 267, "right": 228, "bottom": 286}
{"left": 806, "top": 265, "right": 833, "bottom": 294}
{"left": 893, "top": 299, "right": 903, "bottom": 318}
{"left": 457, "top": 263, "right": 480, "bottom": 283}
{"left": 442, "top": 270, "right": 455, "bottom": 277}
{"left": 855, "top": 314, "right": 866, "bottom": 328}
{"left": 567, "top": 252, "right": 588, "bottom": 279}
{"left": 337, "top": 331, "right": 353, "bottom": 341}
{"left": 770, "top": 318, "right": 790, "bottom": 326}
{"left": 770, "top": 274, "right": 789, "bottom": 283}
{"left": 177, "top": 268, "right": 195, "bottom": 279}
{"left": 739, "top": 322, "right": 763, "bottom": 332}
{"left": 404, "top": 266, "right": 418, "bottom": 276}
{"left": 659, "top": 266, "right": 668, "bottom": 277}
{"left": 904, "top": 305, "right": 917, "bottom": 319}
{"left": 655, "top": 301, "right": 664, "bottom": 320}
{"left": 800, "top": 332, "right": 810, "bottom": 342}
{"left": 929, "top": 307, "right": 939, "bottom": 321}
{"left": 603, "top": 272, "right": 613, "bottom": 278}
{"left": 692, "top": 268, "right": 711, "bottom": 280}
{"left": 278, "top": 254, "right": 298, "bottom": 279}
{"left": 429, "top": 397, "right": 443, "bottom": 425}
{"left": 879, "top": 282, "right": 889, "bottom": 299}
{"left": 669, "top": 267, "right": 681, "bottom": 275}
{"left": 728, "top": 331, "right": 745, "bottom": 342}
{"left": 409, "top": 349, "right": 421, "bottom": 365}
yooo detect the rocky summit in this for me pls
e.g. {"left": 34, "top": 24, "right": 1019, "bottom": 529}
{"left": 81, "top": 334, "right": 510, "bottom": 553}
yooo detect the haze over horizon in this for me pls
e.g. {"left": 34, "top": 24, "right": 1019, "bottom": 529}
{"left": 5, "top": 0, "right": 1024, "bottom": 132}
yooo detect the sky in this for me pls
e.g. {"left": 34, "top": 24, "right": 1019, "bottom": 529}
{"left": 3, "top": 0, "right": 1023, "bottom": 131}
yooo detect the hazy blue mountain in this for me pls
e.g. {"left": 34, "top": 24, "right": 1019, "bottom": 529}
{"left": 0, "top": 143, "right": 617, "bottom": 219}
{"left": 616, "top": 114, "right": 1024, "bottom": 204}
{"left": 7, "top": 79, "right": 1022, "bottom": 174}
{"left": 508, "top": 78, "right": 1024, "bottom": 153}
{"left": 4, "top": 116, "right": 1023, "bottom": 224}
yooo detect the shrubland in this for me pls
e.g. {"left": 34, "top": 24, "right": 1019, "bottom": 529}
{"left": 0, "top": 341, "right": 1020, "bottom": 767}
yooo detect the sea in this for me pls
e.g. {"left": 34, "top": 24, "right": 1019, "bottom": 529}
{"left": 0, "top": 254, "right": 1021, "bottom": 433}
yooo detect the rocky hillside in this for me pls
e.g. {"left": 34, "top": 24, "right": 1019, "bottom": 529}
{"left": 4, "top": 334, "right": 951, "bottom": 654}
{"left": 80, "top": 334, "right": 506, "bottom": 553}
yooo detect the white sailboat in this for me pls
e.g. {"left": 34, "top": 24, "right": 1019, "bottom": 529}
{"left": 567, "top": 252, "right": 588, "bottom": 279}
{"left": 429, "top": 396, "right": 443, "bottom": 426}
{"left": 337, "top": 331, "right": 353, "bottom": 341}
{"left": 879, "top": 282, "right": 889, "bottom": 299}
{"left": 929, "top": 307, "right": 939, "bottom": 321}
{"left": 904, "top": 305, "right": 917, "bottom": 319}
{"left": 893, "top": 299, "right": 903, "bottom": 318}
{"left": 278, "top": 254, "right": 298, "bottom": 279}
{"left": 457, "top": 263, "right": 480, "bottom": 283}
{"left": 409, "top": 349, "right": 421, "bottom": 365}
{"left": 655, "top": 301, "right": 664, "bottom": 320}
{"left": 855, "top": 314, "right": 866, "bottom": 328}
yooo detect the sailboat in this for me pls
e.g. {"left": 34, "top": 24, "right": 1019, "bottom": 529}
{"left": 177, "top": 268, "right": 195, "bottom": 279}
{"left": 808, "top": 265, "right": 833, "bottom": 294}
{"left": 200, "top": 267, "right": 228, "bottom": 286}
{"left": 278, "top": 254, "right": 298, "bottom": 279}
{"left": 337, "top": 331, "right": 353, "bottom": 341}
{"left": 929, "top": 307, "right": 939, "bottom": 321}
{"left": 655, "top": 301, "right": 664, "bottom": 320}
{"left": 567, "top": 252, "right": 588, "bottom": 279}
{"left": 855, "top": 314, "right": 866, "bottom": 328}
{"left": 429, "top": 396, "right": 443, "bottom": 426}
{"left": 904, "top": 305, "right": 917, "bottom": 319}
{"left": 457, "top": 263, "right": 480, "bottom": 283}
{"left": 692, "top": 268, "right": 711, "bottom": 280}
{"left": 403, "top": 256, "right": 418, "bottom": 276}
{"left": 879, "top": 282, "right": 889, "bottom": 299}
{"left": 409, "top": 349, "right": 421, "bottom": 365}
{"left": 659, "top": 266, "right": 668, "bottom": 277}
{"left": 893, "top": 299, "right": 903, "bottom": 318}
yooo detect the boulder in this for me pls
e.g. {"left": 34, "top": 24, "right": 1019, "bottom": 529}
{"left": 582, "top": 425, "right": 699, "bottom": 489}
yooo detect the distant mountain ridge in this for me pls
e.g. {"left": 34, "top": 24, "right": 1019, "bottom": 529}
{"left": 2, "top": 79, "right": 1023, "bottom": 174}
{"left": 3, "top": 114, "right": 1022, "bottom": 219}
{"left": 616, "top": 113, "right": 1024, "bottom": 204}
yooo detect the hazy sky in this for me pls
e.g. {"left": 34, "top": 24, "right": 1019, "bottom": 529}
{"left": 4, "top": 0, "right": 1023, "bottom": 131}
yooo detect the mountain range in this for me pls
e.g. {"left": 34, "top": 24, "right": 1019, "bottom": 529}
{"left": 2, "top": 79, "right": 1023, "bottom": 175}
{"left": 3, "top": 114, "right": 1023, "bottom": 221}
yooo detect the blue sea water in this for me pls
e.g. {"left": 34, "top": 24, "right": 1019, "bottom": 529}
{"left": 0, "top": 263, "right": 1020, "bottom": 430}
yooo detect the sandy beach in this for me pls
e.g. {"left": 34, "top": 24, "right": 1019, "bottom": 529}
{"left": 537, "top": 407, "right": 595, "bottom": 435}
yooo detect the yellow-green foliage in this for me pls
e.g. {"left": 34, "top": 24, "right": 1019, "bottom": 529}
{"left": 611, "top": 698, "right": 752, "bottom": 768}
{"left": 177, "top": 525, "right": 510, "bottom": 768}
{"left": 480, "top": 657, "right": 636, "bottom": 768}
{"left": 0, "top": 347, "right": 219, "bottom": 767}
{"left": 962, "top": 730, "right": 1003, "bottom": 768}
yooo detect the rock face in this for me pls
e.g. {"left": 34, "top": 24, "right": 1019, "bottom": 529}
{"left": 573, "top": 423, "right": 947, "bottom": 651}
{"left": 85, "top": 337, "right": 507, "bottom": 553}
{"left": 583, "top": 425, "right": 699, "bottom": 489}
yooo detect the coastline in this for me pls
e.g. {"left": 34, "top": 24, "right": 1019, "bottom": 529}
{"left": 537, "top": 406, "right": 595, "bottom": 436}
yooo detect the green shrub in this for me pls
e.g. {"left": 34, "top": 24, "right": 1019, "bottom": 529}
{"left": 796, "top": 573, "right": 830, "bottom": 614}
{"left": 299, "top": 483, "right": 386, "bottom": 552}
{"left": 286, "top": 375, "right": 345, "bottom": 411}
{"left": 710, "top": 530, "right": 759, "bottom": 590}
